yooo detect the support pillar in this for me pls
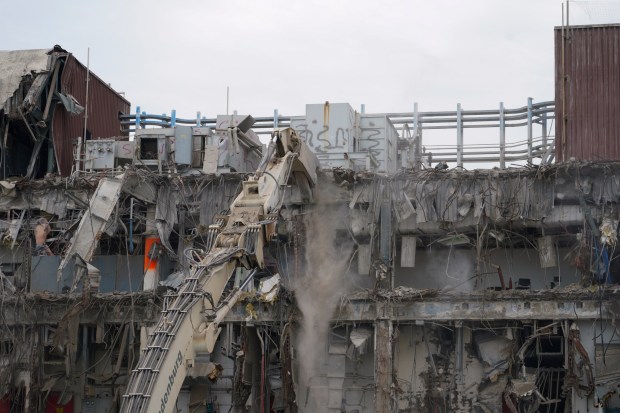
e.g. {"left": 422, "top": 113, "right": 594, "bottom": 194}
{"left": 455, "top": 321, "right": 464, "bottom": 385}
{"left": 379, "top": 195, "right": 393, "bottom": 289}
{"left": 456, "top": 103, "right": 463, "bottom": 168}
{"left": 499, "top": 102, "right": 506, "bottom": 168}
{"left": 374, "top": 319, "right": 393, "bottom": 412}
{"left": 527, "top": 97, "right": 533, "bottom": 164}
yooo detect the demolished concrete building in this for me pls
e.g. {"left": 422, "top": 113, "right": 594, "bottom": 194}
{"left": 0, "top": 24, "right": 620, "bottom": 413}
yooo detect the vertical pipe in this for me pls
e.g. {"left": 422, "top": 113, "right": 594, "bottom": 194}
{"left": 135, "top": 106, "right": 141, "bottom": 130}
{"left": 129, "top": 197, "right": 134, "bottom": 254}
{"left": 527, "top": 97, "right": 533, "bottom": 164}
{"left": 196, "top": 111, "right": 201, "bottom": 127}
{"left": 353, "top": 109, "right": 360, "bottom": 153}
{"left": 499, "top": 102, "right": 506, "bottom": 168}
{"left": 274, "top": 109, "right": 279, "bottom": 129}
{"left": 456, "top": 103, "right": 463, "bottom": 168}
{"left": 361, "top": 103, "right": 366, "bottom": 114}
{"left": 413, "top": 102, "right": 420, "bottom": 170}
{"left": 171, "top": 109, "right": 176, "bottom": 127}
{"left": 542, "top": 111, "right": 548, "bottom": 149}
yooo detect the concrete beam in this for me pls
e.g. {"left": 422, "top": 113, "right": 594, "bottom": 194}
{"left": 334, "top": 297, "right": 614, "bottom": 321}
{"left": 398, "top": 204, "right": 586, "bottom": 235}
{"left": 222, "top": 294, "right": 619, "bottom": 323}
{"left": 0, "top": 294, "right": 160, "bottom": 325}
{"left": 4, "top": 293, "right": 618, "bottom": 326}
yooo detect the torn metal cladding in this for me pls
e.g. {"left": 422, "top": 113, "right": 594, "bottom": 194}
{"left": 0, "top": 180, "right": 90, "bottom": 212}
{"left": 351, "top": 162, "right": 620, "bottom": 234}
{"left": 1, "top": 45, "right": 129, "bottom": 180}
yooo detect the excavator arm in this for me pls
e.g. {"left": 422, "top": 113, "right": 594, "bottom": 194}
{"left": 120, "top": 128, "right": 317, "bottom": 413}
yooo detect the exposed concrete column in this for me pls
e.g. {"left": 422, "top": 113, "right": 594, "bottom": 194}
{"left": 25, "top": 327, "right": 39, "bottom": 413}
{"left": 453, "top": 321, "right": 467, "bottom": 412}
{"left": 374, "top": 317, "right": 393, "bottom": 412}
{"left": 455, "top": 321, "right": 464, "bottom": 385}
{"left": 570, "top": 320, "right": 595, "bottom": 412}
{"left": 379, "top": 193, "right": 394, "bottom": 289}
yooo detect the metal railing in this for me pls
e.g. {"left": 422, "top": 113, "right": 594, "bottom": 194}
{"left": 119, "top": 99, "right": 555, "bottom": 169}
{"left": 119, "top": 107, "right": 293, "bottom": 134}
{"left": 387, "top": 99, "right": 555, "bottom": 168}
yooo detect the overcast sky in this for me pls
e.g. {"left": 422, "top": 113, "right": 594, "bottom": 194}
{"left": 0, "top": 0, "right": 617, "bottom": 119}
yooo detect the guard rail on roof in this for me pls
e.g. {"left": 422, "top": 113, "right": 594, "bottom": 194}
{"left": 119, "top": 99, "right": 555, "bottom": 169}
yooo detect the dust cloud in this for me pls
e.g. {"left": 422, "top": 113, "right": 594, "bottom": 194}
{"left": 293, "top": 185, "right": 354, "bottom": 411}
{"left": 422, "top": 248, "right": 475, "bottom": 291}
{"left": 442, "top": 248, "right": 475, "bottom": 291}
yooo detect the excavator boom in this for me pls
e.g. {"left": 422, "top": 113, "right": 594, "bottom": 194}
{"left": 120, "top": 128, "right": 317, "bottom": 413}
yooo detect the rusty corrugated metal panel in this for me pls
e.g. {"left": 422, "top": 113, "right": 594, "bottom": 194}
{"left": 52, "top": 54, "right": 130, "bottom": 176}
{"left": 555, "top": 24, "right": 620, "bottom": 162}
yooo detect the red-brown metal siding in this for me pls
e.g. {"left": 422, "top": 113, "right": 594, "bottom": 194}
{"left": 555, "top": 24, "right": 620, "bottom": 161}
{"left": 52, "top": 54, "right": 130, "bottom": 176}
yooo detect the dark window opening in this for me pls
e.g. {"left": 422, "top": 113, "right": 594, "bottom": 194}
{"left": 140, "top": 138, "right": 158, "bottom": 160}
